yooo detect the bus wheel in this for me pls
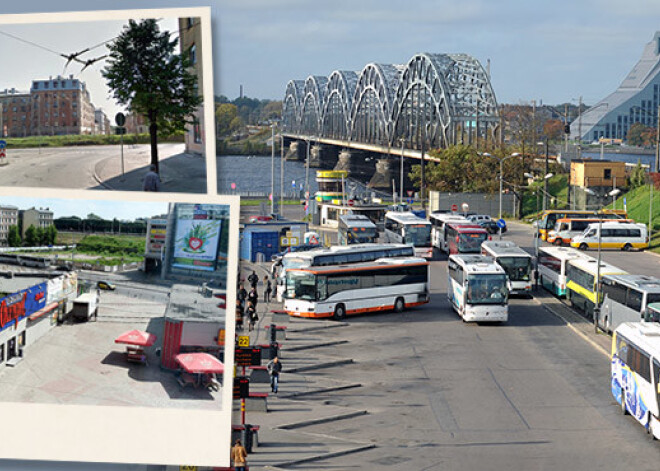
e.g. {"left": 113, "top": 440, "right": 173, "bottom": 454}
{"left": 334, "top": 304, "right": 346, "bottom": 321}
{"left": 554, "top": 239, "right": 563, "bottom": 246}
{"left": 579, "top": 243, "right": 588, "bottom": 250}
{"left": 394, "top": 297, "right": 405, "bottom": 313}
{"left": 620, "top": 391, "right": 628, "bottom": 415}
{"left": 622, "top": 243, "right": 632, "bottom": 251}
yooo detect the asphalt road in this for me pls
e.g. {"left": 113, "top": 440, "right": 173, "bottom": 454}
{"left": 267, "top": 258, "right": 660, "bottom": 470}
{"left": 0, "top": 143, "right": 183, "bottom": 190}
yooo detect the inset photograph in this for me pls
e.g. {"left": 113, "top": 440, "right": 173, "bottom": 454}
{"left": 0, "top": 196, "right": 230, "bottom": 410}
{"left": 0, "top": 8, "right": 213, "bottom": 193}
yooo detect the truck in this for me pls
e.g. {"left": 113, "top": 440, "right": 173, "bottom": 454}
{"left": 71, "top": 292, "right": 99, "bottom": 321}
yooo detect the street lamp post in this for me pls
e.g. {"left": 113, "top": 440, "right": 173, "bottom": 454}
{"left": 270, "top": 124, "right": 276, "bottom": 216}
{"left": 399, "top": 137, "right": 405, "bottom": 205}
{"left": 585, "top": 187, "right": 621, "bottom": 332}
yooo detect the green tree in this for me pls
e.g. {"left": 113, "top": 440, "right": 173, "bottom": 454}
{"left": 629, "top": 159, "right": 647, "bottom": 189}
{"left": 7, "top": 225, "right": 21, "bottom": 247}
{"left": 46, "top": 225, "right": 58, "bottom": 245}
{"left": 215, "top": 103, "right": 241, "bottom": 137}
{"left": 102, "top": 19, "right": 202, "bottom": 173}
{"left": 24, "top": 225, "right": 38, "bottom": 247}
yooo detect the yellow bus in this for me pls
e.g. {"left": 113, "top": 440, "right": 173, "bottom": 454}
{"left": 537, "top": 209, "right": 628, "bottom": 241}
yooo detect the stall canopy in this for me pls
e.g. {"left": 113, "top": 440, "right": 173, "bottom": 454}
{"left": 114, "top": 330, "right": 157, "bottom": 347}
{"left": 175, "top": 353, "right": 224, "bottom": 374}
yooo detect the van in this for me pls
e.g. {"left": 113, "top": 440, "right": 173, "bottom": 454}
{"left": 570, "top": 222, "right": 648, "bottom": 251}
{"left": 547, "top": 218, "right": 634, "bottom": 246}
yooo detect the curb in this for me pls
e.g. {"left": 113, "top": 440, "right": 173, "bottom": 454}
{"left": 534, "top": 296, "right": 610, "bottom": 357}
{"left": 277, "top": 409, "right": 368, "bottom": 430}
{"left": 92, "top": 162, "right": 114, "bottom": 190}
{"left": 287, "top": 359, "right": 354, "bottom": 373}
{"left": 279, "top": 383, "right": 362, "bottom": 399}
{"left": 273, "top": 443, "right": 376, "bottom": 468}
{"left": 286, "top": 340, "right": 349, "bottom": 351}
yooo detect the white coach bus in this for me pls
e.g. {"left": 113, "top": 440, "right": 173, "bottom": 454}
{"left": 447, "top": 254, "right": 509, "bottom": 322}
{"left": 481, "top": 240, "right": 534, "bottom": 296}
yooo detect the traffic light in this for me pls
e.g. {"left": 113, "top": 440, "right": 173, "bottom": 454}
{"left": 564, "top": 124, "right": 571, "bottom": 134}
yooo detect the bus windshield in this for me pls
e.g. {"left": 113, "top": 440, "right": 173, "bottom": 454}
{"left": 285, "top": 271, "right": 317, "bottom": 300}
{"left": 646, "top": 306, "right": 660, "bottom": 322}
{"left": 458, "top": 232, "right": 488, "bottom": 252}
{"left": 647, "top": 294, "right": 660, "bottom": 305}
{"left": 282, "top": 257, "right": 311, "bottom": 270}
{"left": 466, "top": 274, "right": 508, "bottom": 304}
{"left": 497, "top": 256, "right": 532, "bottom": 281}
{"left": 346, "top": 228, "right": 377, "bottom": 243}
{"left": 404, "top": 225, "right": 431, "bottom": 246}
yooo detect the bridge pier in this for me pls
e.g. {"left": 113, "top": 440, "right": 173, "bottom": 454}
{"left": 309, "top": 144, "right": 339, "bottom": 169}
{"left": 285, "top": 141, "right": 304, "bottom": 161}
{"left": 367, "top": 158, "right": 395, "bottom": 190}
{"left": 333, "top": 149, "right": 376, "bottom": 182}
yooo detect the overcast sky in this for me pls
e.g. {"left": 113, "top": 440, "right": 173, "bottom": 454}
{"left": 5, "top": 1, "right": 660, "bottom": 106}
{"left": 0, "top": 196, "right": 168, "bottom": 220}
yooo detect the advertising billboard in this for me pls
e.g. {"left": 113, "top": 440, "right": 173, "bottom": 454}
{"left": 172, "top": 219, "right": 222, "bottom": 271}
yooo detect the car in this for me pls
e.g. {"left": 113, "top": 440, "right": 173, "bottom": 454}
{"left": 97, "top": 280, "right": 116, "bottom": 290}
{"left": 467, "top": 214, "right": 492, "bottom": 224}
{"left": 248, "top": 215, "right": 274, "bottom": 223}
{"left": 478, "top": 220, "right": 507, "bottom": 234}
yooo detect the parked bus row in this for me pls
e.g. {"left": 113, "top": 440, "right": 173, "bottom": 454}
{"left": 537, "top": 246, "right": 660, "bottom": 332}
{"left": 0, "top": 253, "right": 51, "bottom": 268}
{"left": 536, "top": 209, "right": 628, "bottom": 241}
{"left": 428, "top": 212, "right": 489, "bottom": 254}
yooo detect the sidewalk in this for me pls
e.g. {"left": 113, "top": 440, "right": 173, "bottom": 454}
{"left": 93, "top": 143, "right": 207, "bottom": 193}
{"left": 236, "top": 264, "right": 374, "bottom": 470}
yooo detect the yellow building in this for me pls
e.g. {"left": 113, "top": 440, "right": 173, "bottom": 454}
{"left": 570, "top": 159, "right": 626, "bottom": 188}
{"left": 178, "top": 17, "right": 205, "bottom": 156}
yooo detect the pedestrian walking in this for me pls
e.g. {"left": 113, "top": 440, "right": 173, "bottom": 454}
{"left": 235, "top": 303, "right": 244, "bottom": 331}
{"left": 142, "top": 164, "right": 161, "bottom": 192}
{"left": 237, "top": 284, "right": 247, "bottom": 309}
{"left": 246, "top": 301, "right": 258, "bottom": 332}
{"left": 231, "top": 439, "right": 248, "bottom": 471}
{"left": 267, "top": 356, "right": 283, "bottom": 393}
{"left": 247, "top": 270, "right": 259, "bottom": 289}
{"left": 264, "top": 275, "right": 272, "bottom": 303}
{"left": 248, "top": 286, "right": 258, "bottom": 310}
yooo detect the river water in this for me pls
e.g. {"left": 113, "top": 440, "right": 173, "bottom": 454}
{"left": 216, "top": 155, "right": 317, "bottom": 196}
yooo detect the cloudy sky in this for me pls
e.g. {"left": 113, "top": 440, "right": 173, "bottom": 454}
{"left": 5, "top": 0, "right": 660, "bottom": 107}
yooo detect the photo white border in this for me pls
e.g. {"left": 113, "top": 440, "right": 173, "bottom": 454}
{"left": 0, "top": 186, "right": 238, "bottom": 467}
{"left": 0, "top": 6, "right": 217, "bottom": 195}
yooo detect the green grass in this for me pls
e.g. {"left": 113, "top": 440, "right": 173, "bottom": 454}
{"left": 6, "top": 132, "right": 184, "bottom": 149}
{"left": 240, "top": 199, "right": 302, "bottom": 206}
{"left": 605, "top": 185, "right": 660, "bottom": 252}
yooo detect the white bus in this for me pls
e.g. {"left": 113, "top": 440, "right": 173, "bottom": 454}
{"left": 275, "top": 243, "right": 415, "bottom": 300}
{"left": 283, "top": 257, "right": 430, "bottom": 320}
{"left": 612, "top": 322, "right": 660, "bottom": 439}
{"left": 384, "top": 211, "right": 433, "bottom": 258}
{"left": 481, "top": 241, "right": 534, "bottom": 296}
{"left": 447, "top": 254, "right": 509, "bottom": 322}
{"left": 428, "top": 212, "right": 470, "bottom": 252}
{"left": 566, "top": 258, "right": 628, "bottom": 318}
{"left": 600, "top": 275, "right": 660, "bottom": 333}
{"left": 646, "top": 303, "right": 660, "bottom": 322}
{"left": 537, "top": 246, "right": 592, "bottom": 298}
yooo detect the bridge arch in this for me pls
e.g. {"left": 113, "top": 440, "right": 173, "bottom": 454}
{"left": 322, "top": 70, "right": 358, "bottom": 140}
{"left": 300, "top": 75, "right": 328, "bottom": 136}
{"left": 283, "top": 80, "right": 304, "bottom": 134}
{"left": 349, "top": 63, "right": 401, "bottom": 145}
{"left": 391, "top": 53, "right": 454, "bottom": 150}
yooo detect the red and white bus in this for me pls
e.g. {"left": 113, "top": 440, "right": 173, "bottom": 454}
{"left": 445, "top": 223, "right": 489, "bottom": 254}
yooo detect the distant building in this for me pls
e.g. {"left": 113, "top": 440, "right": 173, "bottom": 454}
{"left": 30, "top": 75, "right": 95, "bottom": 136}
{"left": 19, "top": 207, "right": 54, "bottom": 238}
{"left": 94, "top": 109, "right": 111, "bottom": 135}
{"left": 125, "top": 112, "right": 148, "bottom": 134}
{"left": 570, "top": 159, "right": 627, "bottom": 210}
{"left": 0, "top": 89, "right": 31, "bottom": 138}
{"left": 0, "top": 205, "right": 19, "bottom": 247}
{"left": 573, "top": 32, "right": 660, "bottom": 143}
{"left": 179, "top": 17, "right": 204, "bottom": 156}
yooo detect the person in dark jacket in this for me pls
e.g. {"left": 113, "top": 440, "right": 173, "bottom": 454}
{"left": 263, "top": 275, "right": 272, "bottom": 303}
{"left": 237, "top": 284, "right": 247, "bottom": 309}
{"left": 267, "top": 356, "right": 283, "bottom": 393}
{"left": 247, "top": 270, "right": 259, "bottom": 289}
{"left": 247, "top": 286, "right": 258, "bottom": 310}
{"left": 246, "top": 301, "right": 258, "bottom": 332}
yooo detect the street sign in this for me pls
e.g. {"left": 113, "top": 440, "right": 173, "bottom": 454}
{"left": 0, "top": 140, "right": 6, "bottom": 149}
{"left": 233, "top": 376, "right": 250, "bottom": 399}
{"left": 497, "top": 218, "right": 506, "bottom": 228}
{"left": 461, "top": 203, "right": 469, "bottom": 212}
{"left": 451, "top": 204, "right": 458, "bottom": 212}
{"left": 237, "top": 335, "right": 250, "bottom": 348}
{"left": 0, "top": 149, "right": 5, "bottom": 159}
{"left": 115, "top": 127, "right": 126, "bottom": 135}
{"left": 348, "top": 199, "right": 354, "bottom": 207}
{"left": 407, "top": 190, "right": 414, "bottom": 197}
{"left": 115, "top": 112, "right": 126, "bottom": 127}
{"left": 235, "top": 347, "right": 262, "bottom": 367}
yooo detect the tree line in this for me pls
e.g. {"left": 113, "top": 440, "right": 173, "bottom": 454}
{"left": 54, "top": 214, "right": 148, "bottom": 234}
{"left": 6, "top": 225, "right": 57, "bottom": 248}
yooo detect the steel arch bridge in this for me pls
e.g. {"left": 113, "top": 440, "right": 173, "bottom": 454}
{"left": 282, "top": 52, "right": 500, "bottom": 152}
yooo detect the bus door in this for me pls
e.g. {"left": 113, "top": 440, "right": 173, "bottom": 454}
{"left": 654, "top": 359, "right": 660, "bottom": 412}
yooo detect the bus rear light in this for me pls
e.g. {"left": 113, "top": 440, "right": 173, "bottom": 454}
{"left": 488, "top": 236, "right": 492, "bottom": 241}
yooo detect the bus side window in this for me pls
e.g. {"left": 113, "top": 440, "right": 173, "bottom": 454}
{"left": 316, "top": 276, "right": 327, "bottom": 301}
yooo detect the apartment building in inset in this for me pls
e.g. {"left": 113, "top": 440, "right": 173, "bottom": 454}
{"left": 19, "top": 207, "right": 54, "bottom": 238}
{"left": 179, "top": 17, "right": 204, "bottom": 156}
{"left": 0, "top": 89, "right": 31, "bottom": 138}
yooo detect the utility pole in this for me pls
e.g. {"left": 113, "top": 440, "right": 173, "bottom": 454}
{"left": 544, "top": 139, "right": 549, "bottom": 210}
{"left": 577, "top": 96, "right": 583, "bottom": 160}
